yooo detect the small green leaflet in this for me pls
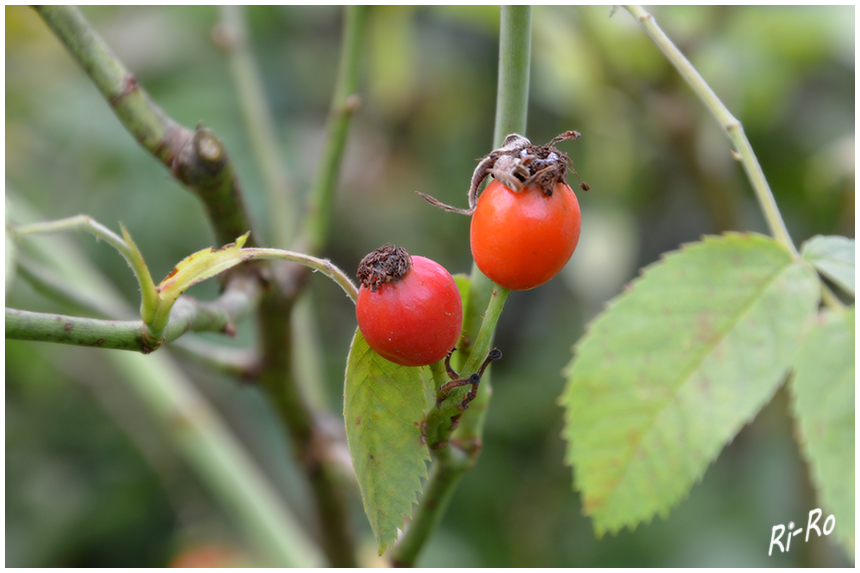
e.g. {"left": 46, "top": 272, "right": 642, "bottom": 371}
{"left": 801, "top": 235, "right": 854, "bottom": 297}
{"left": 790, "top": 309, "right": 855, "bottom": 560}
{"left": 344, "top": 329, "right": 430, "bottom": 554}
{"left": 561, "top": 233, "right": 820, "bottom": 535}
{"left": 157, "top": 231, "right": 252, "bottom": 306}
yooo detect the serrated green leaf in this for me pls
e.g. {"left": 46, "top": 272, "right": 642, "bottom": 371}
{"left": 157, "top": 232, "right": 251, "bottom": 305}
{"left": 344, "top": 329, "right": 430, "bottom": 554}
{"left": 562, "top": 233, "right": 820, "bottom": 535}
{"left": 802, "top": 235, "right": 854, "bottom": 297}
{"left": 790, "top": 309, "right": 854, "bottom": 560}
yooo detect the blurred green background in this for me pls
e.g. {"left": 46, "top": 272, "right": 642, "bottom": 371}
{"left": 5, "top": 5, "right": 854, "bottom": 567}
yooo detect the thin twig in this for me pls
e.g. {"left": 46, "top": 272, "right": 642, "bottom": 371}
{"left": 13, "top": 215, "right": 160, "bottom": 323}
{"left": 623, "top": 5, "right": 797, "bottom": 257}
{"left": 243, "top": 248, "right": 358, "bottom": 303}
{"left": 297, "top": 5, "right": 367, "bottom": 256}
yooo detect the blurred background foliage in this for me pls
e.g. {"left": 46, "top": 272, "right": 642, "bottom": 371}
{"left": 5, "top": 5, "right": 854, "bottom": 567}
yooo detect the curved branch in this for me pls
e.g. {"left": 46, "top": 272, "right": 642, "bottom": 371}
{"left": 243, "top": 248, "right": 358, "bottom": 303}
{"left": 34, "top": 5, "right": 258, "bottom": 248}
{"left": 623, "top": 5, "right": 797, "bottom": 256}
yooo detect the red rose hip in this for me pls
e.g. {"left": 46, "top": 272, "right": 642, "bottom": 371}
{"left": 356, "top": 244, "right": 463, "bottom": 367}
{"left": 470, "top": 179, "right": 581, "bottom": 291}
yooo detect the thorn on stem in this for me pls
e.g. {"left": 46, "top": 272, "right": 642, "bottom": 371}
{"left": 109, "top": 73, "right": 140, "bottom": 106}
{"left": 435, "top": 347, "right": 502, "bottom": 410}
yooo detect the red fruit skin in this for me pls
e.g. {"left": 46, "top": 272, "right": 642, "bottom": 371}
{"left": 356, "top": 255, "right": 463, "bottom": 367}
{"left": 470, "top": 179, "right": 581, "bottom": 291}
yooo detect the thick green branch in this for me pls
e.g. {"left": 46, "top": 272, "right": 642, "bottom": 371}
{"left": 493, "top": 6, "right": 532, "bottom": 145}
{"left": 623, "top": 5, "right": 797, "bottom": 256}
{"left": 256, "top": 292, "right": 357, "bottom": 567}
{"left": 7, "top": 274, "right": 262, "bottom": 353}
{"left": 34, "top": 5, "right": 257, "bottom": 247}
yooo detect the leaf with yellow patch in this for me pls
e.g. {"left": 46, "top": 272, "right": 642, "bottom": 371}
{"left": 157, "top": 232, "right": 251, "bottom": 305}
{"left": 561, "top": 233, "right": 820, "bottom": 535}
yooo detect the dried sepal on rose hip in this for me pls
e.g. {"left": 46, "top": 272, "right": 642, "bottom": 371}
{"left": 355, "top": 244, "right": 463, "bottom": 367}
{"left": 417, "top": 131, "right": 588, "bottom": 215}
{"left": 419, "top": 132, "right": 587, "bottom": 291}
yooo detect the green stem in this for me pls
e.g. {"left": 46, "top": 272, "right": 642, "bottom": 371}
{"left": 393, "top": 7, "right": 531, "bottom": 566}
{"left": 34, "top": 6, "right": 258, "bottom": 248}
{"left": 6, "top": 274, "right": 261, "bottom": 353}
{"left": 298, "top": 5, "right": 367, "bottom": 256}
{"left": 493, "top": 6, "right": 532, "bottom": 145}
{"left": 623, "top": 5, "right": 797, "bottom": 257}
{"left": 401, "top": 288, "right": 508, "bottom": 567}
{"left": 424, "top": 285, "right": 510, "bottom": 450}
{"left": 14, "top": 215, "right": 160, "bottom": 323}
{"left": 393, "top": 289, "right": 510, "bottom": 568}
{"left": 458, "top": 4, "right": 530, "bottom": 442}
{"left": 242, "top": 248, "right": 358, "bottom": 302}
{"left": 218, "top": 6, "right": 295, "bottom": 247}
{"left": 451, "top": 286, "right": 509, "bottom": 445}
{"left": 391, "top": 447, "right": 472, "bottom": 567}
